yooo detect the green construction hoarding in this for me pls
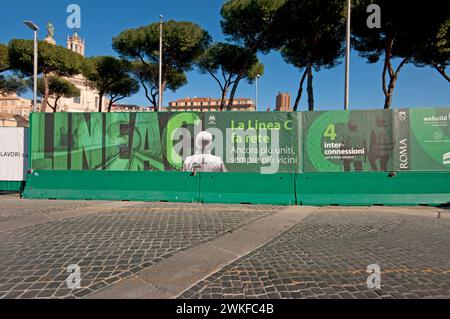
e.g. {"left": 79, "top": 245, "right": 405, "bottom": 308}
{"left": 30, "top": 112, "right": 302, "bottom": 174}
{"left": 302, "top": 108, "right": 450, "bottom": 173}
{"left": 303, "top": 109, "right": 394, "bottom": 172}
{"left": 24, "top": 108, "right": 450, "bottom": 206}
{"left": 393, "top": 108, "right": 450, "bottom": 171}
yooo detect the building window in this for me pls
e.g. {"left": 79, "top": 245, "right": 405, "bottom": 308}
{"left": 95, "top": 97, "right": 99, "bottom": 108}
{"left": 74, "top": 95, "right": 81, "bottom": 104}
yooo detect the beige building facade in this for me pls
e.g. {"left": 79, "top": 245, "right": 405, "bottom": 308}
{"left": 110, "top": 104, "right": 145, "bottom": 112}
{"left": 44, "top": 30, "right": 107, "bottom": 113}
{"left": 0, "top": 94, "right": 32, "bottom": 118}
{"left": 168, "top": 97, "right": 256, "bottom": 112}
{"left": 0, "top": 112, "right": 29, "bottom": 127}
{"left": 47, "top": 73, "right": 106, "bottom": 113}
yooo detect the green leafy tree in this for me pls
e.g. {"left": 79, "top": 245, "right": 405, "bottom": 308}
{"left": 113, "top": 20, "right": 211, "bottom": 110}
{"left": 105, "top": 76, "right": 140, "bottom": 112}
{"left": 0, "top": 75, "right": 28, "bottom": 95}
{"left": 8, "top": 39, "right": 84, "bottom": 112}
{"left": 411, "top": 19, "right": 450, "bottom": 83}
{"left": 0, "top": 43, "right": 10, "bottom": 73}
{"left": 220, "top": 0, "right": 285, "bottom": 108}
{"left": 277, "top": 0, "right": 346, "bottom": 111}
{"left": 197, "top": 42, "right": 264, "bottom": 110}
{"left": 37, "top": 76, "right": 80, "bottom": 112}
{"left": 83, "top": 56, "right": 136, "bottom": 112}
{"left": 132, "top": 61, "right": 187, "bottom": 108}
{"left": 352, "top": 0, "right": 449, "bottom": 108}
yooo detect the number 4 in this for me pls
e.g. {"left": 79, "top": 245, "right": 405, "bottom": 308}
{"left": 324, "top": 124, "right": 337, "bottom": 141}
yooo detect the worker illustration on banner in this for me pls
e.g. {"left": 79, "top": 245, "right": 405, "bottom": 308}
{"left": 183, "top": 131, "right": 227, "bottom": 173}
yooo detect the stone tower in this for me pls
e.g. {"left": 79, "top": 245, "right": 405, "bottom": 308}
{"left": 276, "top": 92, "right": 292, "bottom": 111}
{"left": 67, "top": 31, "right": 85, "bottom": 56}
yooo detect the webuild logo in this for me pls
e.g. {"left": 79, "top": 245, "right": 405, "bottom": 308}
{"left": 443, "top": 152, "right": 450, "bottom": 165}
{"left": 423, "top": 114, "right": 449, "bottom": 123}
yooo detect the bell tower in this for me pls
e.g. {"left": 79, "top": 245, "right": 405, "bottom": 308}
{"left": 67, "top": 31, "right": 85, "bottom": 56}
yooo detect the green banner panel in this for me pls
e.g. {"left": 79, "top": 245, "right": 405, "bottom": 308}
{"left": 30, "top": 109, "right": 450, "bottom": 175}
{"left": 203, "top": 112, "right": 301, "bottom": 173}
{"left": 31, "top": 112, "right": 165, "bottom": 172}
{"left": 24, "top": 109, "right": 450, "bottom": 206}
{"left": 30, "top": 112, "right": 302, "bottom": 174}
{"left": 303, "top": 110, "right": 394, "bottom": 172}
{"left": 393, "top": 108, "right": 450, "bottom": 171}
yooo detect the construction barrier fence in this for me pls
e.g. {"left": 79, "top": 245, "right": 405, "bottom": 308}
{"left": 15, "top": 108, "right": 450, "bottom": 205}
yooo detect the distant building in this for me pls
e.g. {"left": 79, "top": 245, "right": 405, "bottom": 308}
{"left": 43, "top": 27, "right": 107, "bottom": 113}
{"left": 67, "top": 31, "right": 85, "bottom": 56}
{"left": 168, "top": 97, "right": 256, "bottom": 112}
{"left": 276, "top": 92, "right": 291, "bottom": 111}
{"left": 0, "top": 112, "right": 29, "bottom": 127}
{"left": 110, "top": 104, "right": 146, "bottom": 112}
{"left": 0, "top": 94, "right": 32, "bottom": 119}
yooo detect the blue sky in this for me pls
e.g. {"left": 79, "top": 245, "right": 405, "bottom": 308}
{"left": 0, "top": 0, "right": 449, "bottom": 111}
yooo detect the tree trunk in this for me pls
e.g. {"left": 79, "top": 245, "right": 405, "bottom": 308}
{"left": 138, "top": 77, "right": 155, "bottom": 106}
{"left": 52, "top": 96, "right": 61, "bottom": 113}
{"left": 151, "top": 93, "right": 158, "bottom": 109}
{"left": 384, "top": 85, "right": 394, "bottom": 109}
{"left": 220, "top": 85, "right": 229, "bottom": 111}
{"left": 433, "top": 63, "right": 450, "bottom": 83}
{"left": 227, "top": 76, "right": 242, "bottom": 111}
{"left": 293, "top": 69, "right": 308, "bottom": 111}
{"left": 47, "top": 101, "right": 55, "bottom": 113}
{"left": 208, "top": 68, "right": 228, "bottom": 111}
{"left": 382, "top": 37, "right": 410, "bottom": 109}
{"left": 306, "top": 64, "right": 314, "bottom": 111}
{"left": 108, "top": 99, "right": 114, "bottom": 112}
{"left": 383, "top": 38, "right": 394, "bottom": 109}
{"left": 149, "top": 86, "right": 158, "bottom": 108}
{"left": 226, "top": 45, "right": 257, "bottom": 111}
{"left": 98, "top": 93, "right": 104, "bottom": 113}
{"left": 42, "top": 73, "right": 49, "bottom": 113}
{"left": 384, "top": 67, "right": 404, "bottom": 109}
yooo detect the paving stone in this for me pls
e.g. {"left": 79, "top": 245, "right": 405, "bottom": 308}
{"left": 180, "top": 211, "right": 450, "bottom": 299}
{"left": 0, "top": 199, "right": 279, "bottom": 299}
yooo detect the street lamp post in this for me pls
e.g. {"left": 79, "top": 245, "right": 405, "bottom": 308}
{"left": 158, "top": 15, "right": 163, "bottom": 111}
{"left": 24, "top": 21, "right": 39, "bottom": 113}
{"left": 256, "top": 74, "right": 260, "bottom": 110}
{"left": 344, "top": 0, "right": 351, "bottom": 111}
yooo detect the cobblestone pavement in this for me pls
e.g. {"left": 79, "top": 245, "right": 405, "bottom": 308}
{"left": 0, "top": 197, "right": 280, "bottom": 299}
{"left": 180, "top": 210, "right": 450, "bottom": 299}
{"left": 0, "top": 195, "right": 99, "bottom": 223}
